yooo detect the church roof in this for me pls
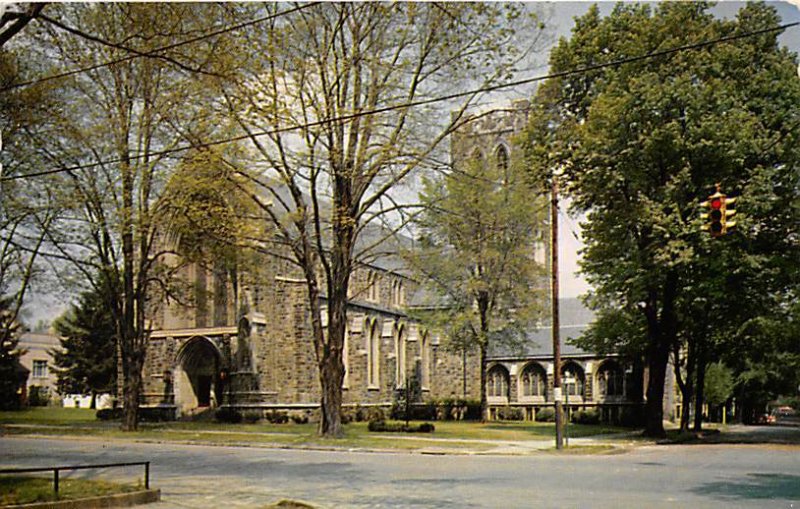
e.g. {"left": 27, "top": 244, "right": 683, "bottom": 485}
{"left": 488, "top": 298, "right": 597, "bottom": 360}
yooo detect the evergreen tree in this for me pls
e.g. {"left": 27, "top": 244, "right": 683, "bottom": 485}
{"left": 0, "top": 294, "right": 25, "bottom": 410}
{"left": 52, "top": 286, "right": 117, "bottom": 409}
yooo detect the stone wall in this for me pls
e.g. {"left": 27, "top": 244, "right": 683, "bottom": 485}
{"left": 141, "top": 240, "right": 476, "bottom": 415}
{"left": 484, "top": 357, "right": 643, "bottom": 421}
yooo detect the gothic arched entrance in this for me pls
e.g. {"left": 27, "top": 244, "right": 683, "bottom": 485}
{"left": 175, "top": 337, "right": 222, "bottom": 415}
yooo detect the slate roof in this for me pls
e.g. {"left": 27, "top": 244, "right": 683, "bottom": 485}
{"left": 488, "top": 298, "right": 596, "bottom": 360}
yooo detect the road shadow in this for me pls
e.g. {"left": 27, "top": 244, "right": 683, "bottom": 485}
{"left": 690, "top": 473, "right": 800, "bottom": 501}
{"left": 659, "top": 425, "right": 800, "bottom": 446}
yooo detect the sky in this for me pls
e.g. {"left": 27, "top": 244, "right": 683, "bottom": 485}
{"left": 21, "top": 0, "right": 800, "bottom": 325}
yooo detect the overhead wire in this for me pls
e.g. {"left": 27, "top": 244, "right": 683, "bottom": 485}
{"left": 1, "top": 19, "right": 797, "bottom": 183}
{"left": 0, "top": 2, "right": 320, "bottom": 92}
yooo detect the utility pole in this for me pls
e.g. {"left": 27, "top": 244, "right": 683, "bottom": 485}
{"left": 551, "top": 176, "right": 564, "bottom": 450}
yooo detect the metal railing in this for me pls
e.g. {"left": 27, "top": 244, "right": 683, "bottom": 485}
{"left": 0, "top": 461, "right": 150, "bottom": 497}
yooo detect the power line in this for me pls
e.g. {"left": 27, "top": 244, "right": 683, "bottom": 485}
{"left": 2, "top": 20, "right": 797, "bottom": 183}
{"left": 1, "top": 2, "right": 319, "bottom": 92}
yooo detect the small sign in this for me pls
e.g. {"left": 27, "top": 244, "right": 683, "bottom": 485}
{"left": 553, "top": 387, "right": 562, "bottom": 400}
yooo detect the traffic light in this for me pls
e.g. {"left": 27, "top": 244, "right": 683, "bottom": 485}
{"left": 700, "top": 184, "right": 736, "bottom": 237}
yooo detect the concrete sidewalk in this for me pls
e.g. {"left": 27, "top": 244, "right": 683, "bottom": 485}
{"left": 2, "top": 423, "right": 647, "bottom": 456}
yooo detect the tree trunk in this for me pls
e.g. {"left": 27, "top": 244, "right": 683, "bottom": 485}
{"left": 121, "top": 355, "right": 142, "bottom": 431}
{"left": 318, "top": 352, "right": 344, "bottom": 437}
{"left": 644, "top": 340, "right": 669, "bottom": 438}
{"left": 318, "top": 266, "right": 347, "bottom": 437}
{"left": 90, "top": 390, "right": 97, "bottom": 410}
{"left": 642, "top": 273, "right": 678, "bottom": 439}
{"left": 693, "top": 345, "right": 707, "bottom": 432}
{"left": 316, "top": 166, "right": 355, "bottom": 437}
{"left": 479, "top": 343, "right": 487, "bottom": 422}
{"left": 477, "top": 295, "right": 490, "bottom": 422}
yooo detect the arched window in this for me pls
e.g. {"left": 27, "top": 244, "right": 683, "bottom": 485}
{"left": 395, "top": 323, "right": 406, "bottom": 387}
{"left": 420, "top": 331, "right": 430, "bottom": 390}
{"left": 495, "top": 145, "right": 510, "bottom": 185}
{"left": 391, "top": 279, "right": 405, "bottom": 306}
{"left": 487, "top": 365, "right": 510, "bottom": 399}
{"left": 366, "top": 319, "right": 380, "bottom": 388}
{"left": 520, "top": 363, "right": 547, "bottom": 398}
{"left": 597, "top": 361, "right": 624, "bottom": 397}
{"left": 374, "top": 272, "right": 381, "bottom": 302}
{"left": 561, "top": 362, "right": 585, "bottom": 398}
{"left": 366, "top": 272, "right": 379, "bottom": 302}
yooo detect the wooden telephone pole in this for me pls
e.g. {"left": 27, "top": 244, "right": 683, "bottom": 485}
{"left": 551, "top": 177, "right": 564, "bottom": 450}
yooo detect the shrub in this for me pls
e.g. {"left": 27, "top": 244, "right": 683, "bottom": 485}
{"left": 264, "top": 410, "right": 289, "bottom": 424}
{"left": 367, "top": 419, "right": 435, "bottom": 433}
{"left": 96, "top": 407, "right": 123, "bottom": 421}
{"left": 215, "top": 407, "right": 242, "bottom": 423}
{"left": 463, "top": 400, "right": 482, "bottom": 420}
{"left": 417, "top": 422, "right": 435, "bottom": 433}
{"left": 289, "top": 412, "right": 309, "bottom": 424}
{"left": 496, "top": 406, "right": 524, "bottom": 421}
{"left": 391, "top": 402, "right": 437, "bottom": 421}
{"left": 434, "top": 399, "right": 482, "bottom": 421}
{"left": 27, "top": 386, "right": 50, "bottom": 407}
{"left": 140, "top": 406, "right": 175, "bottom": 422}
{"left": 343, "top": 405, "right": 387, "bottom": 423}
{"left": 536, "top": 407, "right": 556, "bottom": 422}
{"left": 242, "top": 410, "right": 262, "bottom": 424}
{"left": 619, "top": 406, "right": 644, "bottom": 427}
{"left": 571, "top": 409, "right": 600, "bottom": 425}
{"left": 366, "top": 406, "right": 386, "bottom": 422}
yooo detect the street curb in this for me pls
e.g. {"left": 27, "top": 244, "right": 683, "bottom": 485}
{"left": 2, "top": 489, "right": 160, "bottom": 509}
{"left": 3, "top": 432, "right": 633, "bottom": 457}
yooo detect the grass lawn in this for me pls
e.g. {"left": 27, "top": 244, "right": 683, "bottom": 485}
{"left": 0, "top": 408, "right": 636, "bottom": 452}
{"left": 0, "top": 407, "right": 98, "bottom": 425}
{"left": 0, "top": 476, "right": 140, "bottom": 505}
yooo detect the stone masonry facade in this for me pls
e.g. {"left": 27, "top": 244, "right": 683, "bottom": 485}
{"left": 139, "top": 101, "right": 642, "bottom": 421}
{"left": 141, "top": 247, "right": 483, "bottom": 417}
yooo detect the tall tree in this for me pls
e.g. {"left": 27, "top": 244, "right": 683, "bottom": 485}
{"left": 1, "top": 42, "right": 58, "bottom": 398}
{"left": 523, "top": 2, "right": 800, "bottom": 437}
{"left": 212, "top": 3, "right": 545, "bottom": 436}
{"left": 0, "top": 294, "right": 25, "bottom": 409}
{"left": 408, "top": 150, "right": 547, "bottom": 420}
{"left": 19, "top": 3, "right": 229, "bottom": 430}
{"left": 52, "top": 284, "right": 117, "bottom": 408}
{"left": 704, "top": 361, "right": 733, "bottom": 420}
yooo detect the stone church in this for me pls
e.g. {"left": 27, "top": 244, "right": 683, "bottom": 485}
{"left": 139, "top": 101, "right": 644, "bottom": 421}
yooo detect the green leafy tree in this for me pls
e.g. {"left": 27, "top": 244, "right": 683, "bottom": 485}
{"left": 725, "top": 300, "right": 800, "bottom": 423}
{"left": 1, "top": 44, "right": 58, "bottom": 410}
{"left": 214, "top": 3, "right": 545, "bottom": 436}
{"left": 409, "top": 152, "right": 547, "bottom": 420}
{"left": 52, "top": 285, "right": 117, "bottom": 408}
{"left": 704, "top": 361, "right": 733, "bottom": 420}
{"left": 522, "top": 2, "right": 800, "bottom": 437}
{"left": 18, "top": 3, "right": 230, "bottom": 430}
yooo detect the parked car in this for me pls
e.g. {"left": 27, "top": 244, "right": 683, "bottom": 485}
{"left": 755, "top": 413, "right": 775, "bottom": 424}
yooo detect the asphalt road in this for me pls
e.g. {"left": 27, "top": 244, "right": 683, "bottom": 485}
{"left": 2, "top": 435, "right": 799, "bottom": 508}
